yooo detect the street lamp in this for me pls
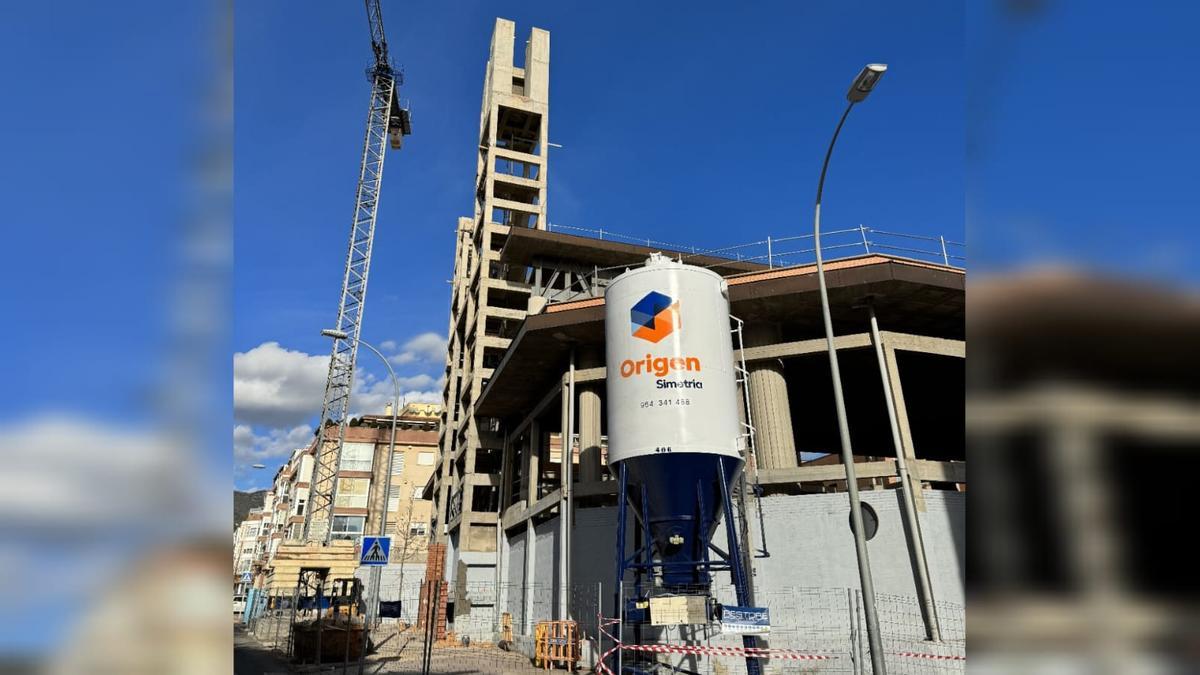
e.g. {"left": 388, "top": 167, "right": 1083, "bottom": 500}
{"left": 813, "top": 63, "right": 888, "bottom": 675}
{"left": 321, "top": 328, "right": 403, "bottom": 644}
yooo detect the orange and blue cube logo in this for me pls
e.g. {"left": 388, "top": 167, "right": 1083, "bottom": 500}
{"left": 630, "top": 291, "right": 681, "bottom": 343}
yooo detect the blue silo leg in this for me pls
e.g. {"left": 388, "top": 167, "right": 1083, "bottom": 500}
{"left": 718, "top": 459, "right": 762, "bottom": 675}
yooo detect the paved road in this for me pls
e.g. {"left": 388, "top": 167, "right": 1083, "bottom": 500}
{"left": 235, "top": 622, "right": 548, "bottom": 674}
{"left": 234, "top": 624, "right": 293, "bottom": 675}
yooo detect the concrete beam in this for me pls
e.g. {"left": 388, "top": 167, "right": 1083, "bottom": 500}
{"left": 882, "top": 331, "right": 965, "bottom": 359}
{"left": 757, "top": 459, "right": 964, "bottom": 486}
{"left": 913, "top": 459, "right": 966, "bottom": 483}
{"left": 574, "top": 366, "right": 606, "bottom": 384}
{"left": 736, "top": 333, "right": 873, "bottom": 363}
{"left": 493, "top": 147, "right": 542, "bottom": 164}
{"left": 501, "top": 487, "right": 562, "bottom": 530}
{"left": 509, "top": 383, "right": 559, "bottom": 441}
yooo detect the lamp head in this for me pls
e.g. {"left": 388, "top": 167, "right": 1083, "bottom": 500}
{"left": 846, "top": 63, "right": 887, "bottom": 103}
{"left": 321, "top": 328, "right": 349, "bottom": 340}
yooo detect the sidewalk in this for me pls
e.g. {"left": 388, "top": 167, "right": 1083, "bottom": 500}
{"left": 235, "top": 624, "right": 293, "bottom": 675}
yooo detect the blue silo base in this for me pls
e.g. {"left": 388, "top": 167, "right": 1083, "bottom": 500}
{"left": 609, "top": 457, "right": 763, "bottom": 675}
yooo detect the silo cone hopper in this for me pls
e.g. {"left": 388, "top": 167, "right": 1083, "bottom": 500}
{"left": 618, "top": 452, "right": 745, "bottom": 588}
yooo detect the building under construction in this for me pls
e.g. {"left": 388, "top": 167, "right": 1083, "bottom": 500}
{"left": 426, "top": 19, "right": 966, "bottom": 668}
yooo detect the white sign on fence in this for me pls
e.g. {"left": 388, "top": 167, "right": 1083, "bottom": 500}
{"left": 720, "top": 606, "right": 770, "bottom": 635}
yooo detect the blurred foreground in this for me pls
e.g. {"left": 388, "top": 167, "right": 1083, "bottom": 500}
{"left": 968, "top": 271, "right": 1199, "bottom": 673}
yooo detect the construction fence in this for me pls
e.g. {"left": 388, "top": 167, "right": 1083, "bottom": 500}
{"left": 244, "top": 580, "right": 964, "bottom": 674}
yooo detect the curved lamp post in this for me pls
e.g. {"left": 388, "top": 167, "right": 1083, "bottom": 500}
{"left": 813, "top": 63, "right": 888, "bottom": 674}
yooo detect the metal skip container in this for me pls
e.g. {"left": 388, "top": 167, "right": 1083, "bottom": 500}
{"left": 605, "top": 253, "right": 743, "bottom": 587}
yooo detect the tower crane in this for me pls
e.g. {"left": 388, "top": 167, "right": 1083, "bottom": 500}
{"left": 303, "top": 0, "right": 412, "bottom": 545}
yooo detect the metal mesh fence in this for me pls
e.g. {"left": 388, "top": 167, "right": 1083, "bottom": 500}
{"left": 864, "top": 591, "right": 966, "bottom": 674}
{"left": 238, "top": 581, "right": 964, "bottom": 674}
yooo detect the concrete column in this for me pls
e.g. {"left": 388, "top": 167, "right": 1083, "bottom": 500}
{"left": 525, "top": 421, "right": 540, "bottom": 502}
{"left": 500, "top": 432, "right": 514, "bottom": 509}
{"left": 523, "top": 518, "right": 535, "bottom": 634}
{"left": 744, "top": 323, "right": 798, "bottom": 470}
{"left": 577, "top": 347, "right": 604, "bottom": 483}
{"left": 577, "top": 386, "right": 602, "bottom": 482}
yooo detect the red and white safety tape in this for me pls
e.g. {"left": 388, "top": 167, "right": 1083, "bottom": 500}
{"left": 594, "top": 616, "right": 966, "bottom": 672}
{"left": 895, "top": 651, "right": 966, "bottom": 661}
{"left": 624, "top": 644, "right": 834, "bottom": 660}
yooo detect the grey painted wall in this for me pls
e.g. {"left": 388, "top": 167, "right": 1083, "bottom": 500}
{"left": 727, "top": 489, "right": 966, "bottom": 606}
{"left": 533, "top": 518, "right": 559, "bottom": 622}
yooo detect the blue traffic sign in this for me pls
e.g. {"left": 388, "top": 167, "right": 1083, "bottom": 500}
{"left": 360, "top": 536, "right": 391, "bottom": 566}
{"left": 241, "top": 571, "right": 253, "bottom": 583}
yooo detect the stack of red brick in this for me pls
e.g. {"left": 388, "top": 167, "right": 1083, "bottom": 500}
{"left": 417, "top": 543, "right": 448, "bottom": 640}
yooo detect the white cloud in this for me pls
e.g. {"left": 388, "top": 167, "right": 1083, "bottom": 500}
{"left": 233, "top": 424, "right": 312, "bottom": 466}
{"left": 386, "top": 332, "right": 447, "bottom": 366}
{"left": 234, "top": 339, "right": 448, "bottom": 429}
{"left": 0, "top": 414, "right": 195, "bottom": 530}
{"left": 233, "top": 341, "right": 329, "bottom": 428}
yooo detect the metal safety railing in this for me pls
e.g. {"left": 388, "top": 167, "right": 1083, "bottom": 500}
{"left": 545, "top": 222, "right": 964, "bottom": 270}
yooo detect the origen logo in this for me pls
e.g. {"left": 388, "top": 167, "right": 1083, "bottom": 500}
{"left": 630, "top": 291, "right": 680, "bottom": 343}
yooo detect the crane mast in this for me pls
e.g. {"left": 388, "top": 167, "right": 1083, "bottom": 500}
{"left": 303, "top": 0, "right": 411, "bottom": 545}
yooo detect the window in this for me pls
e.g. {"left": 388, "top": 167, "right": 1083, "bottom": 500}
{"left": 339, "top": 442, "right": 375, "bottom": 472}
{"left": 334, "top": 478, "right": 369, "bottom": 509}
{"left": 331, "top": 515, "right": 365, "bottom": 541}
{"left": 417, "top": 452, "right": 435, "bottom": 466}
{"left": 288, "top": 523, "right": 302, "bottom": 540}
{"left": 388, "top": 485, "right": 400, "bottom": 512}
{"left": 294, "top": 498, "right": 306, "bottom": 516}
{"left": 391, "top": 452, "right": 405, "bottom": 476}
{"left": 409, "top": 523, "right": 428, "bottom": 537}
{"left": 412, "top": 486, "right": 425, "bottom": 500}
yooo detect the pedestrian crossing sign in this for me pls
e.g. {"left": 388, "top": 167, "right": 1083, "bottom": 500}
{"left": 360, "top": 536, "right": 391, "bottom": 566}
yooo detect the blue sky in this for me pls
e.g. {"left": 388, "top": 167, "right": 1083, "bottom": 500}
{"left": 968, "top": 1, "right": 1200, "bottom": 280}
{"left": 232, "top": 1, "right": 965, "bottom": 489}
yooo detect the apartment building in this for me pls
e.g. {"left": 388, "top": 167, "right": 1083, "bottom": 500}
{"left": 324, "top": 407, "right": 441, "bottom": 559}
{"left": 233, "top": 510, "right": 263, "bottom": 597}
{"left": 242, "top": 403, "right": 443, "bottom": 594}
